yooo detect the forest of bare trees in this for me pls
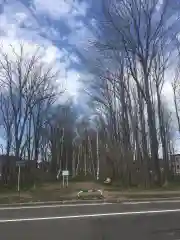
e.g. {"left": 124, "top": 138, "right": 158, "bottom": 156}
{"left": 1, "top": 0, "right": 180, "bottom": 188}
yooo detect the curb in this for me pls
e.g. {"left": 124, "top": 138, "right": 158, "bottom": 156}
{"left": 0, "top": 199, "right": 106, "bottom": 207}
{"left": 105, "top": 196, "right": 180, "bottom": 203}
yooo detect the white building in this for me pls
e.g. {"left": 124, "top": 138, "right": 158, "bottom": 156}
{"left": 171, "top": 154, "right": 180, "bottom": 175}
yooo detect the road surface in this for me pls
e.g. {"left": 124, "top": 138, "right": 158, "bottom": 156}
{"left": 1, "top": 200, "right": 180, "bottom": 239}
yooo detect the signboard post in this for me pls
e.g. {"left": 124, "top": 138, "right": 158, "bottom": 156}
{"left": 17, "top": 165, "right": 21, "bottom": 194}
{"left": 62, "top": 170, "right": 69, "bottom": 188}
{"left": 56, "top": 168, "right": 61, "bottom": 180}
{"left": 16, "top": 161, "right": 26, "bottom": 197}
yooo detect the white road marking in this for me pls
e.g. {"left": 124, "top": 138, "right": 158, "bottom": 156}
{"left": 0, "top": 203, "right": 112, "bottom": 211}
{"left": 1, "top": 208, "right": 180, "bottom": 223}
{"left": 123, "top": 201, "right": 151, "bottom": 204}
{"left": 122, "top": 200, "right": 180, "bottom": 205}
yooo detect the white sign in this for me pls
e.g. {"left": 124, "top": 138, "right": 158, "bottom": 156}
{"left": 16, "top": 161, "right": 26, "bottom": 167}
{"left": 62, "top": 170, "right": 69, "bottom": 176}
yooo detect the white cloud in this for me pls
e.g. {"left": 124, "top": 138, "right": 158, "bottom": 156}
{"left": 65, "top": 70, "right": 81, "bottom": 96}
{"left": 162, "top": 81, "right": 174, "bottom": 109}
{"left": 33, "top": 0, "right": 72, "bottom": 19}
{"left": 32, "top": 0, "right": 88, "bottom": 22}
{"left": 68, "top": 22, "right": 94, "bottom": 50}
{"left": 156, "top": 0, "right": 163, "bottom": 11}
{"left": 31, "top": 0, "right": 89, "bottom": 42}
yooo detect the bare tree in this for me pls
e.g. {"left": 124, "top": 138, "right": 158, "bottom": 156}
{"left": 0, "top": 93, "right": 14, "bottom": 155}
{"left": 0, "top": 44, "right": 58, "bottom": 159}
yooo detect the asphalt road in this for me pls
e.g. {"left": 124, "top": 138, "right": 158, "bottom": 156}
{"left": 1, "top": 201, "right": 180, "bottom": 239}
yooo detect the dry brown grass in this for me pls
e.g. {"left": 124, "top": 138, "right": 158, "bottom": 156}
{"left": 1, "top": 181, "right": 180, "bottom": 204}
